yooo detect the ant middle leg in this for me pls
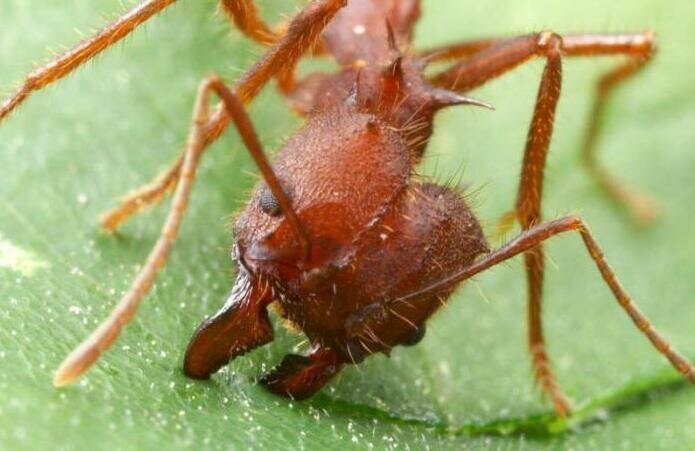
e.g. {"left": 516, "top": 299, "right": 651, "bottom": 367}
{"left": 219, "top": 0, "right": 330, "bottom": 54}
{"left": 100, "top": 0, "right": 347, "bottom": 232}
{"left": 575, "top": 39, "right": 658, "bottom": 225}
{"left": 219, "top": 0, "right": 280, "bottom": 45}
{"left": 428, "top": 32, "right": 658, "bottom": 225}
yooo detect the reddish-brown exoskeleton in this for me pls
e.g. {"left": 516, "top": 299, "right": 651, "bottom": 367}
{"left": 3, "top": 0, "right": 694, "bottom": 417}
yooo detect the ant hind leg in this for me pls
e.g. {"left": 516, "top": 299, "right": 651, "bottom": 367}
{"left": 427, "top": 30, "right": 660, "bottom": 415}
{"left": 578, "top": 44, "right": 659, "bottom": 225}
{"left": 391, "top": 215, "right": 695, "bottom": 414}
{"left": 428, "top": 31, "right": 659, "bottom": 226}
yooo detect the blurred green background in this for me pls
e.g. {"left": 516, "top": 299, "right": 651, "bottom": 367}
{"left": 1, "top": 0, "right": 694, "bottom": 449}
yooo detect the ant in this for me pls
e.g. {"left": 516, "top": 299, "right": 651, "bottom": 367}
{"left": 2, "top": 0, "right": 693, "bottom": 418}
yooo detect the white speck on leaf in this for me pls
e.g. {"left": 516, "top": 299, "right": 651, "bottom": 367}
{"left": 0, "top": 232, "right": 48, "bottom": 276}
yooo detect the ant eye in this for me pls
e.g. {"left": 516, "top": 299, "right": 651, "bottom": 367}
{"left": 259, "top": 187, "right": 282, "bottom": 217}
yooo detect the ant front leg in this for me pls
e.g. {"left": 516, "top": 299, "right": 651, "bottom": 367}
{"left": 392, "top": 215, "right": 695, "bottom": 415}
{"left": 260, "top": 348, "right": 344, "bottom": 400}
{"left": 101, "top": 0, "right": 346, "bottom": 232}
{"left": 99, "top": 153, "right": 185, "bottom": 233}
{"left": 53, "top": 74, "right": 220, "bottom": 386}
{"left": 54, "top": 74, "right": 310, "bottom": 386}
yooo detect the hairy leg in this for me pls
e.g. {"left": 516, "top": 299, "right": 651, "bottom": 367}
{"left": 0, "top": 0, "right": 179, "bottom": 123}
{"left": 219, "top": 0, "right": 279, "bottom": 45}
{"left": 429, "top": 32, "right": 656, "bottom": 224}
{"left": 54, "top": 73, "right": 310, "bottom": 386}
{"left": 428, "top": 31, "right": 656, "bottom": 415}
{"left": 101, "top": 0, "right": 346, "bottom": 230}
{"left": 54, "top": 74, "right": 216, "bottom": 387}
{"left": 100, "top": 154, "right": 184, "bottom": 233}
{"left": 418, "top": 37, "right": 504, "bottom": 63}
{"left": 391, "top": 215, "right": 695, "bottom": 412}
{"left": 577, "top": 43, "right": 657, "bottom": 225}
{"left": 219, "top": 0, "right": 329, "bottom": 53}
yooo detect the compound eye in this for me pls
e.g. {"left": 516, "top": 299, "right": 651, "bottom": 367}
{"left": 259, "top": 187, "right": 282, "bottom": 217}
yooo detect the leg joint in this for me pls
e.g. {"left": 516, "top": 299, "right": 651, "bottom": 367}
{"left": 536, "top": 31, "right": 563, "bottom": 55}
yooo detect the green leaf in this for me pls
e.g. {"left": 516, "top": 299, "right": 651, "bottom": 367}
{"left": 1, "top": 0, "right": 694, "bottom": 449}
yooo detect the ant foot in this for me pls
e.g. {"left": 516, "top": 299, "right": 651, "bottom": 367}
{"left": 260, "top": 350, "right": 342, "bottom": 400}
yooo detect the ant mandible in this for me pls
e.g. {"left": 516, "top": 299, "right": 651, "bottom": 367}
{"left": 2, "top": 0, "right": 693, "bottom": 417}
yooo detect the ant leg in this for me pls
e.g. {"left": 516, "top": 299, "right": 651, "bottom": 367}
{"left": 99, "top": 154, "right": 184, "bottom": 233}
{"left": 0, "top": 0, "right": 179, "bottom": 123}
{"left": 428, "top": 31, "right": 657, "bottom": 415}
{"left": 391, "top": 215, "right": 695, "bottom": 414}
{"left": 231, "top": 0, "right": 345, "bottom": 104}
{"left": 219, "top": 0, "right": 329, "bottom": 53}
{"left": 418, "top": 37, "right": 505, "bottom": 63}
{"left": 53, "top": 75, "right": 219, "bottom": 387}
{"left": 100, "top": 0, "right": 346, "bottom": 231}
{"left": 219, "top": 0, "right": 279, "bottom": 45}
{"left": 54, "top": 73, "right": 310, "bottom": 386}
{"left": 517, "top": 34, "right": 569, "bottom": 415}
{"left": 260, "top": 348, "right": 344, "bottom": 400}
{"left": 428, "top": 32, "right": 657, "bottom": 224}
{"left": 571, "top": 36, "right": 658, "bottom": 225}
{"left": 437, "top": 32, "right": 570, "bottom": 414}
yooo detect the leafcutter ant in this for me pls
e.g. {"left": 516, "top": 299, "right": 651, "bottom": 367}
{"left": 2, "top": 0, "right": 693, "bottom": 417}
